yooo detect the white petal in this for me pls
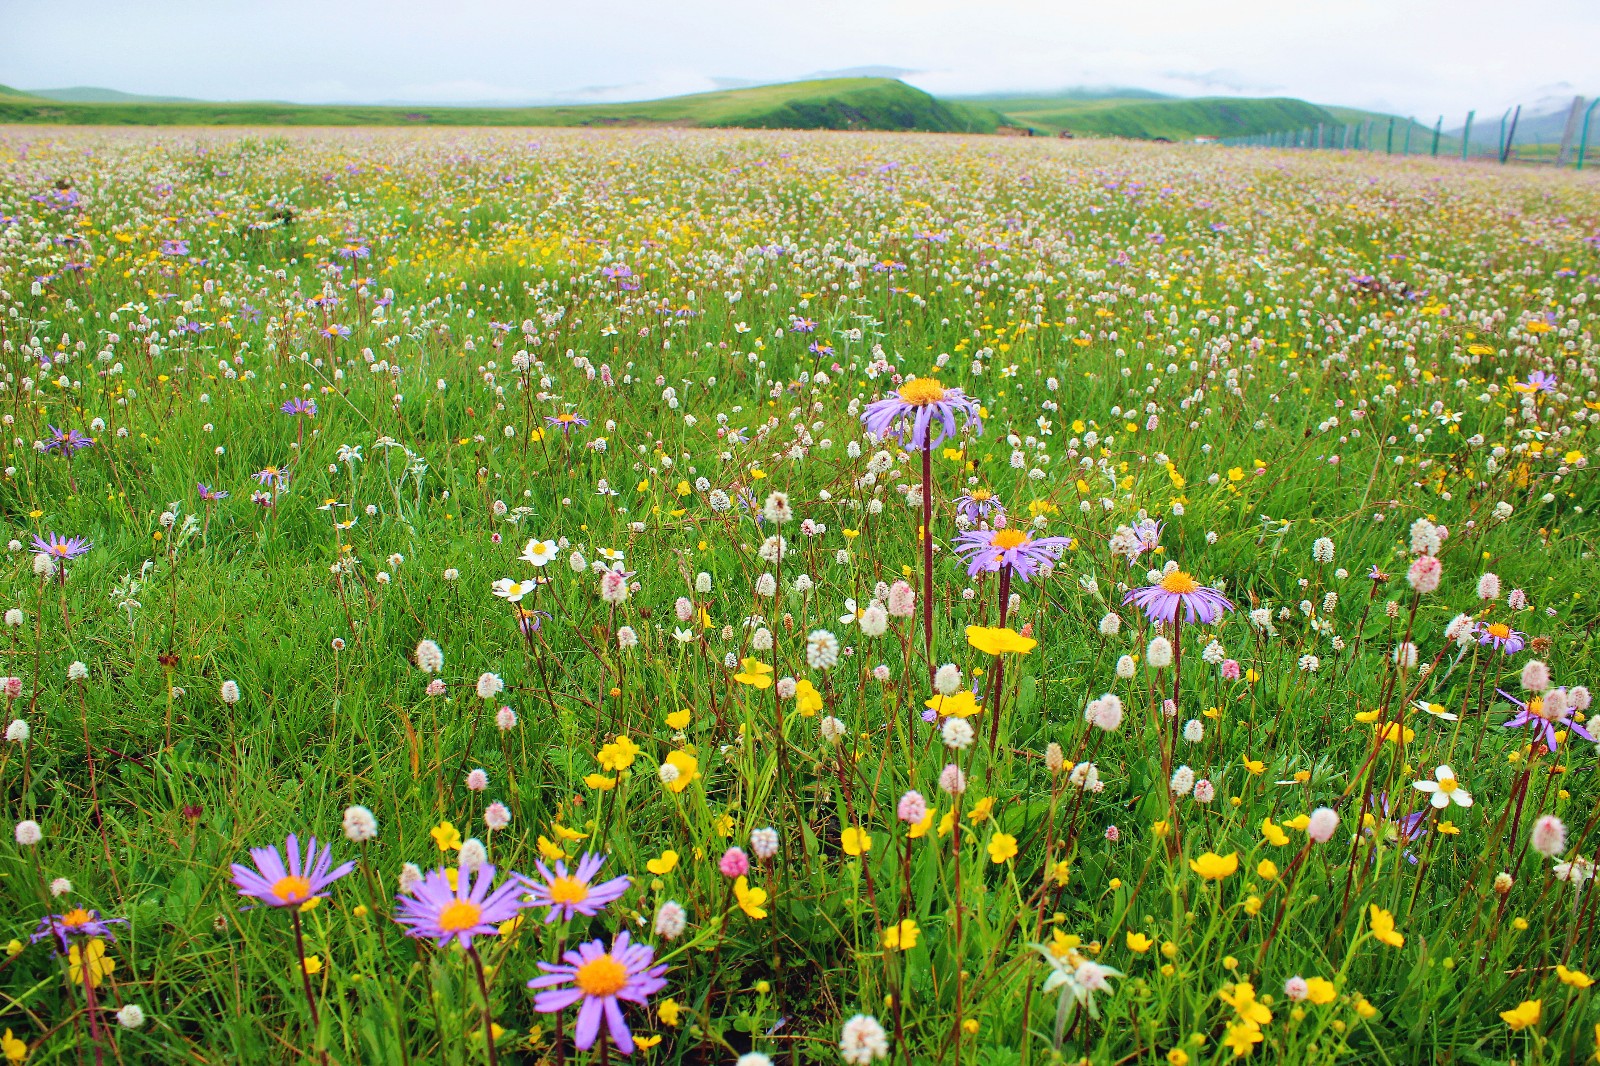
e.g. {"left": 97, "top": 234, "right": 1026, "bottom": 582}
{"left": 1432, "top": 791, "right": 1449, "bottom": 808}
{"left": 1435, "top": 765, "right": 1455, "bottom": 781}
{"left": 1453, "top": 792, "right": 1473, "bottom": 807}
{"left": 1414, "top": 781, "right": 1439, "bottom": 793}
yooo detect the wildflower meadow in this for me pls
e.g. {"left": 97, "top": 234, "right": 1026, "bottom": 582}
{"left": 0, "top": 127, "right": 1598, "bottom": 1065}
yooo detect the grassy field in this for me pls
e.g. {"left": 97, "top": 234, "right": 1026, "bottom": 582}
{"left": 0, "top": 127, "right": 1598, "bottom": 1066}
{"left": 0, "top": 79, "right": 1004, "bottom": 133}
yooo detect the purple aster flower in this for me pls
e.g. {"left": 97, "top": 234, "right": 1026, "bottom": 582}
{"left": 528, "top": 931, "right": 668, "bottom": 1055}
{"left": 860, "top": 377, "right": 982, "bottom": 450}
{"left": 318, "top": 324, "right": 351, "bottom": 340}
{"left": 952, "top": 527, "right": 1070, "bottom": 582}
{"left": 281, "top": 399, "right": 317, "bottom": 416}
{"left": 197, "top": 483, "right": 229, "bottom": 501}
{"left": 31, "top": 533, "right": 91, "bottom": 562}
{"left": 1499, "top": 689, "right": 1594, "bottom": 750}
{"left": 230, "top": 833, "right": 354, "bottom": 908}
{"left": 160, "top": 239, "right": 189, "bottom": 256}
{"left": 393, "top": 864, "right": 529, "bottom": 949}
{"left": 789, "top": 317, "right": 817, "bottom": 333}
{"left": 545, "top": 412, "right": 590, "bottom": 435}
{"left": 1514, "top": 371, "right": 1557, "bottom": 394}
{"left": 252, "top": 465, "right": 287, "bottom": 487}
{"left": 31, "top": 907, "right": 127, "bottom": 952}
{"left": 1475, "top": 621, "right": 1525, "bottom": 655}
{"left": 1363, "top": 794, "right": 1428, "bottom": 866}
{"left": 1123, "top": 571, "right": 1235, "bottom": 626}
{"left": 520, "top": 852, "right": 630, "bottom": 924}
{"left": 954, "top": 489, "right": 1003, "bottom": 524}
{"left": 45, "top": 425, "right": 95, "bottom": 454}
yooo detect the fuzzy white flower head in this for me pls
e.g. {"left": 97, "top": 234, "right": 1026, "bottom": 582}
{"left": 342, "top": 805, "right": 378, "bottom": 843}
{"left": 1306, "top": 807, "right": 1340, "bottom": 843}
{"left": 484, "top": 802, "right": 512, "bottom": 830}
{"left": 819, "top": 715, "right": 847, "bottom": 742}
{"left": 568, "top": 551, "right": 588, "bottom": 573}
{"left": 617, "top": 625, "right": 639, "bottom": 649}
{"left": 755, "top": 573, "right": 778, "bottom": 598}
{"left": 1476, "top": 572, "right": 1501, "bottom": 601}
{"left": 750, "top": 827, "right": 779, "bottom": 859}
{"left": 415, "top": 639, "right": 444, "bottom": 673}
{"left": 654, "top": 900, "right": 687, "bottom": 939}
{"left": 3, "top": 609, "right": 22, "bottom": 628}
{"left": 1183, "top": 719, "right": 1204, "bottom": 743}
{"left": 695, "top": 571, "right": 713, "bottom": 594}
{"left": 219, "top": 680, "right": 241, "bottom": 705}
{"left": 67, "top": 661, "right": 89, "bottom": 682}
{"left": 398, "top": 862, "right": 424, "bottom": 895}
{"left": 1098, "top": 612, "right": 1122, "bottom": 636}
{"left": 1312, "top": 537, "right": 1335, "bottom": 564}
{"left": 941, "top": 717, "right": 975, "bottom": 750}
{"left": 839, "top": 1014, "right": 889, "bottom": 1065}
{"left": 1192, "top": 779, "right": 1215, "bottom": 804}
{"left": 1146, "top": 637, "right": 1173, "bottom": 669}
{"left": 938, "top": 762, "right": 967, "bottom": 795}
{"left": 1284, "top": 977, "right": 1309, "bottom": 1002}
{"left": 1115, "top": 654, "right": 1136, "bottom": 679}
{"left": 5, "top": 719, "right": 29, "bottom": 743}
{"left": 50, "top": 877, "right": 72, "bottom": 897}
{"left": 1521, "top": 659, "right": 1551, "bottom": 693}
{"left": 476, "top": 672, "right": 504, "bottom": 700}
{"left": 738, "top": 1055, "right": 774, "bottom": 1066}
{"left": 1531, "top": 814, "right": 1567, "bottom": 858}
{"left": 33, "top": 553, "right": 57, "bottom": 578}
{"left": 465, "top": 768, "right": 489, "bottom": 792}
{"left": 15, "top": 819, "right": 41, "bottom": 846}
{"left": 934, "top": 664, "right": 963, "bottom": 696}
{"left": 495, "top": 705, "right": 518, "bottom": 731}
{"left": 806, "top": 629, "right": 840, "bottom": 670}
{"left": 751, "top": 627, "right": 774, "bottom": 652}
{"left": 858, "top": 604, "right": 888, "bottom": 638}
{"left": 761, "top": 491, "right": 793, "bottom": 524}
{"left": 1444, "top": 614, "right": 1475, "bottom": 646}
{"left": 458, "top": 838, "right": 488, "bottom": 875}
{"left": 116, "top": 1004, "right": 147, "bottom": 1029}
{"left": 1409, "top": 517, "right": 1443, "bottom": 556}
{"left": 1169, "top": 765, "right": 1195, "bottom": 797}
{"left": 886, "top": 581, "right": 915, "bottom": 617}
{"left": 658, "top": 762, "right": 681, "bottom": 786}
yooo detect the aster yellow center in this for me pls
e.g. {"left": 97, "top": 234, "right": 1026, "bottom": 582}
{"left": 437, "top": 899, "right": 483, "bottom": 933}
{"left": 1486, "top": 623, "right": 1510, "bottom": 639}
{"left": 272, "top": 875, "right": 313, "bottom": 903}
{"left": 1529, "top": 697, "right": 1549, "bottom": 720}
{"left": 989, "top": 529, "right": 1029, "bottom": 550}
{"left": 897, "top": 378, "right": 948, "bottom": 406}
{"left": 575, "top": 953, "right": 629, "bottom": 997}
{"left": 547, "top": 876, "right": 590, "bottom": 905}
{"left": 61, "top": 908, "right": 92, "bottom": 929}
{"left": 1159, "top": 571, "right": 1200, "bottom": 594}
{"left": 971, "top": 489, "right": 991, "bottom": 501}
{"left": 1437, "top": 777, "right": 1457, "bottom": 794}
{"left": 555, "top": 413, "right": 578, "bottom": 423}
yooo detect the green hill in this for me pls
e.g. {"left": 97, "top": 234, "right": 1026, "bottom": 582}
{"left": 26, "top": 86, "right": 201, "bottom": 103}
{"left": 0, "top": 77, "right": 1005, "bottom": 133}
{"left": 981, "top": 95, "right": 1334, "bottom": 139}
{"left": 0, "top": 84, "right": 39, "bottom": 99}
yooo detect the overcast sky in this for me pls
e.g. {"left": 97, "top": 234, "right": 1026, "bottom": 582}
{"left": 2, "top": 0, "right": 1595, "bottom": 117}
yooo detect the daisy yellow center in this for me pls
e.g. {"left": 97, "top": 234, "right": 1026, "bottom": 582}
{"left": 989, "top": 529, "right": 1030, "bottom": 550}
{"left": 1529, "top": 697, "right": 1549, "bottom": 719}
{"left": 547, "top": 876, "right": 590, "bottom": 906}
{"left": 971, "top": 489, "right": 991, "bottom": 501}
{"left": 575, "top": 953, "right": 629, "bottom": 997}
{"left": 272, "top": 875, "right": 313, "bottom": 903}
{"left": 1486, "top": 623, "right": 1511, "bottom": 639}
{"left": 556, "top": 413, "right": 578, "bottom": 423}
{"left": 61, "top": 908, "right": 92, "bottom": 929}
{"left": 897, "top": 378, "right": 948, "bottom": 406}
{"left": 1158, "top": 571, "right": 1200, "bottom": 594}
{"left": 437, "top": 899, "right": 483, "bottom": 933}
{"left": 1437, "top": 777, "right": 1457, "bottom": 794}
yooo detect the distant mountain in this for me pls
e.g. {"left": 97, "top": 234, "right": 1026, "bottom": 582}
{"left": 27, "top": 86, "right": 201, "bottom": 104}
{"left": 0, "top": 84, "right": 39, "bottom": 98}
{"left": 1446, "top": 97, "right": 1592, "bottom": 147}
{"left": 0, "top": 77, "right": 1007, "bottom": 134}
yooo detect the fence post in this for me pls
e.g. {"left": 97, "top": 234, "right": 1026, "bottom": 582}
{"left": 1579, "top": 98, "right": 1599, "bottom": 170}
{"left": 1385, "top": 118, "right": 1394, "bottom": 154}
{"left": 1500, "top": 105, "right": 1520, "bottom": 164}
{"left": 1403, "top": 118, "right": 1413, "bottom": 155}
{"left": 1431, "top": 116, "right": 1442, "bottom": 156}
{"left": 1315, "top": 122, "right": 1324, "bottom": 149}
{"left": 1461, "top": 111, "right": 1474, "bottom": 160}
{"left": 1557, "top": 96, "right": 1585, "bottom": 166}
{"left": 1365, "top": 120, "right": 1375, "bottom": 151}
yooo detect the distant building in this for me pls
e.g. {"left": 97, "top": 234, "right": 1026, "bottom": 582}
{"left": 1193, "top": 135, "right": 1218, "bottom": 144}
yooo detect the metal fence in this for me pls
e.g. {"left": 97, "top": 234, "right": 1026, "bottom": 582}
{"left": 1218, "top": 96, "right": 1599, "bottom": 169}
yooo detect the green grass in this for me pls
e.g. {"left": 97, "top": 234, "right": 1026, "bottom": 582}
{"left": 0, "top": 77, "right": 1005, "bottom": 133}
{"left": 0, "top": 127, "right": 1597, "bottom": 1066}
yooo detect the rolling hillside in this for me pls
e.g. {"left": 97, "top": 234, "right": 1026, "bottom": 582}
{"left": 0, "top": 78, "right": 1005, "bottom": 133}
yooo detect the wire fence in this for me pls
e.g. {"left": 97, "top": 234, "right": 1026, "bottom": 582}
{"left": 1218, "top": 96, "right": 1599, "bottom": 169}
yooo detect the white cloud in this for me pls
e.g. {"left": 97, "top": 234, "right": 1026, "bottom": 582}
{"left": 0, "top": 0, "right": 1594, "bottom": 118}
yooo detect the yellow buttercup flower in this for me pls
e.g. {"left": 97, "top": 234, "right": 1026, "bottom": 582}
{"left": 584, "top": 773, "right": 618, "bottom": 790}
{"left": 733, "top": 876, "right": 768, "bottom": 919}
{"left": 1126, "top": 931, "right": 1153, "bottom": 953}
{"left": 733, "top": 658, "right": 774, "bottom": 688}
{"left": 662, "top": 750, "right": 699, "bottom": 793}
{"left": 883, "top": 919, "right": 920, "bottom": 951}
{"left": 657, "top": 998, "right": 683, "bottom": 1027}
{"left": 1558, "top": 965, "right": 1594, "bottom": 988}
{"left": 842, "top": 827, "right": 872, "bottom": 856}
{"left": 2, "top": 1028, "right": 26, "bottom": 1065}
{"left": 1189, "top": 851, "right": 1239, "bottom": 881}
{"left": 793, "top": 678, "right": 824, "bottom": 716}
{"left": 966, "top": 796, "right": 995, "bottom": 823}
{"left": 666, "top": 709, "right": 692, "bottom": 730}
{"left": 1304, "top": 977, "right": 1337, "bottom": 1005}
{"left": 68, "top": 939, "right": 116, "bottom": 988}
{"left": 1500, "top": 999, "right": 1540, "bottom": 1030}
{"left": 986, "top": 832, "right": 1018, "bottom": 864}
{"left": 925, "top": 690, "right": 982, "bottom": 719}
{"left": 1368, "top": 905, "right": 1405, "bottom": 948}
{"left": 965, "top": 625, "right": 1037, "bottom": 656}
{"left": 647, "top": 850, "right": 679, "bottom": 875}
{"left": 430, "top": 821, "right": 463, "bottom": 852}
{"left": 1260, "top": 817, "right": 1289, "bottom": 846}
{"left": 908, "top": 808, "right": 935, "bottom": 839}
{"left": 1219, "top": 981, "right": 1272, "bottom": 1026}
{"left": 597, "top": 734, "right": 640, "bottom": 771}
